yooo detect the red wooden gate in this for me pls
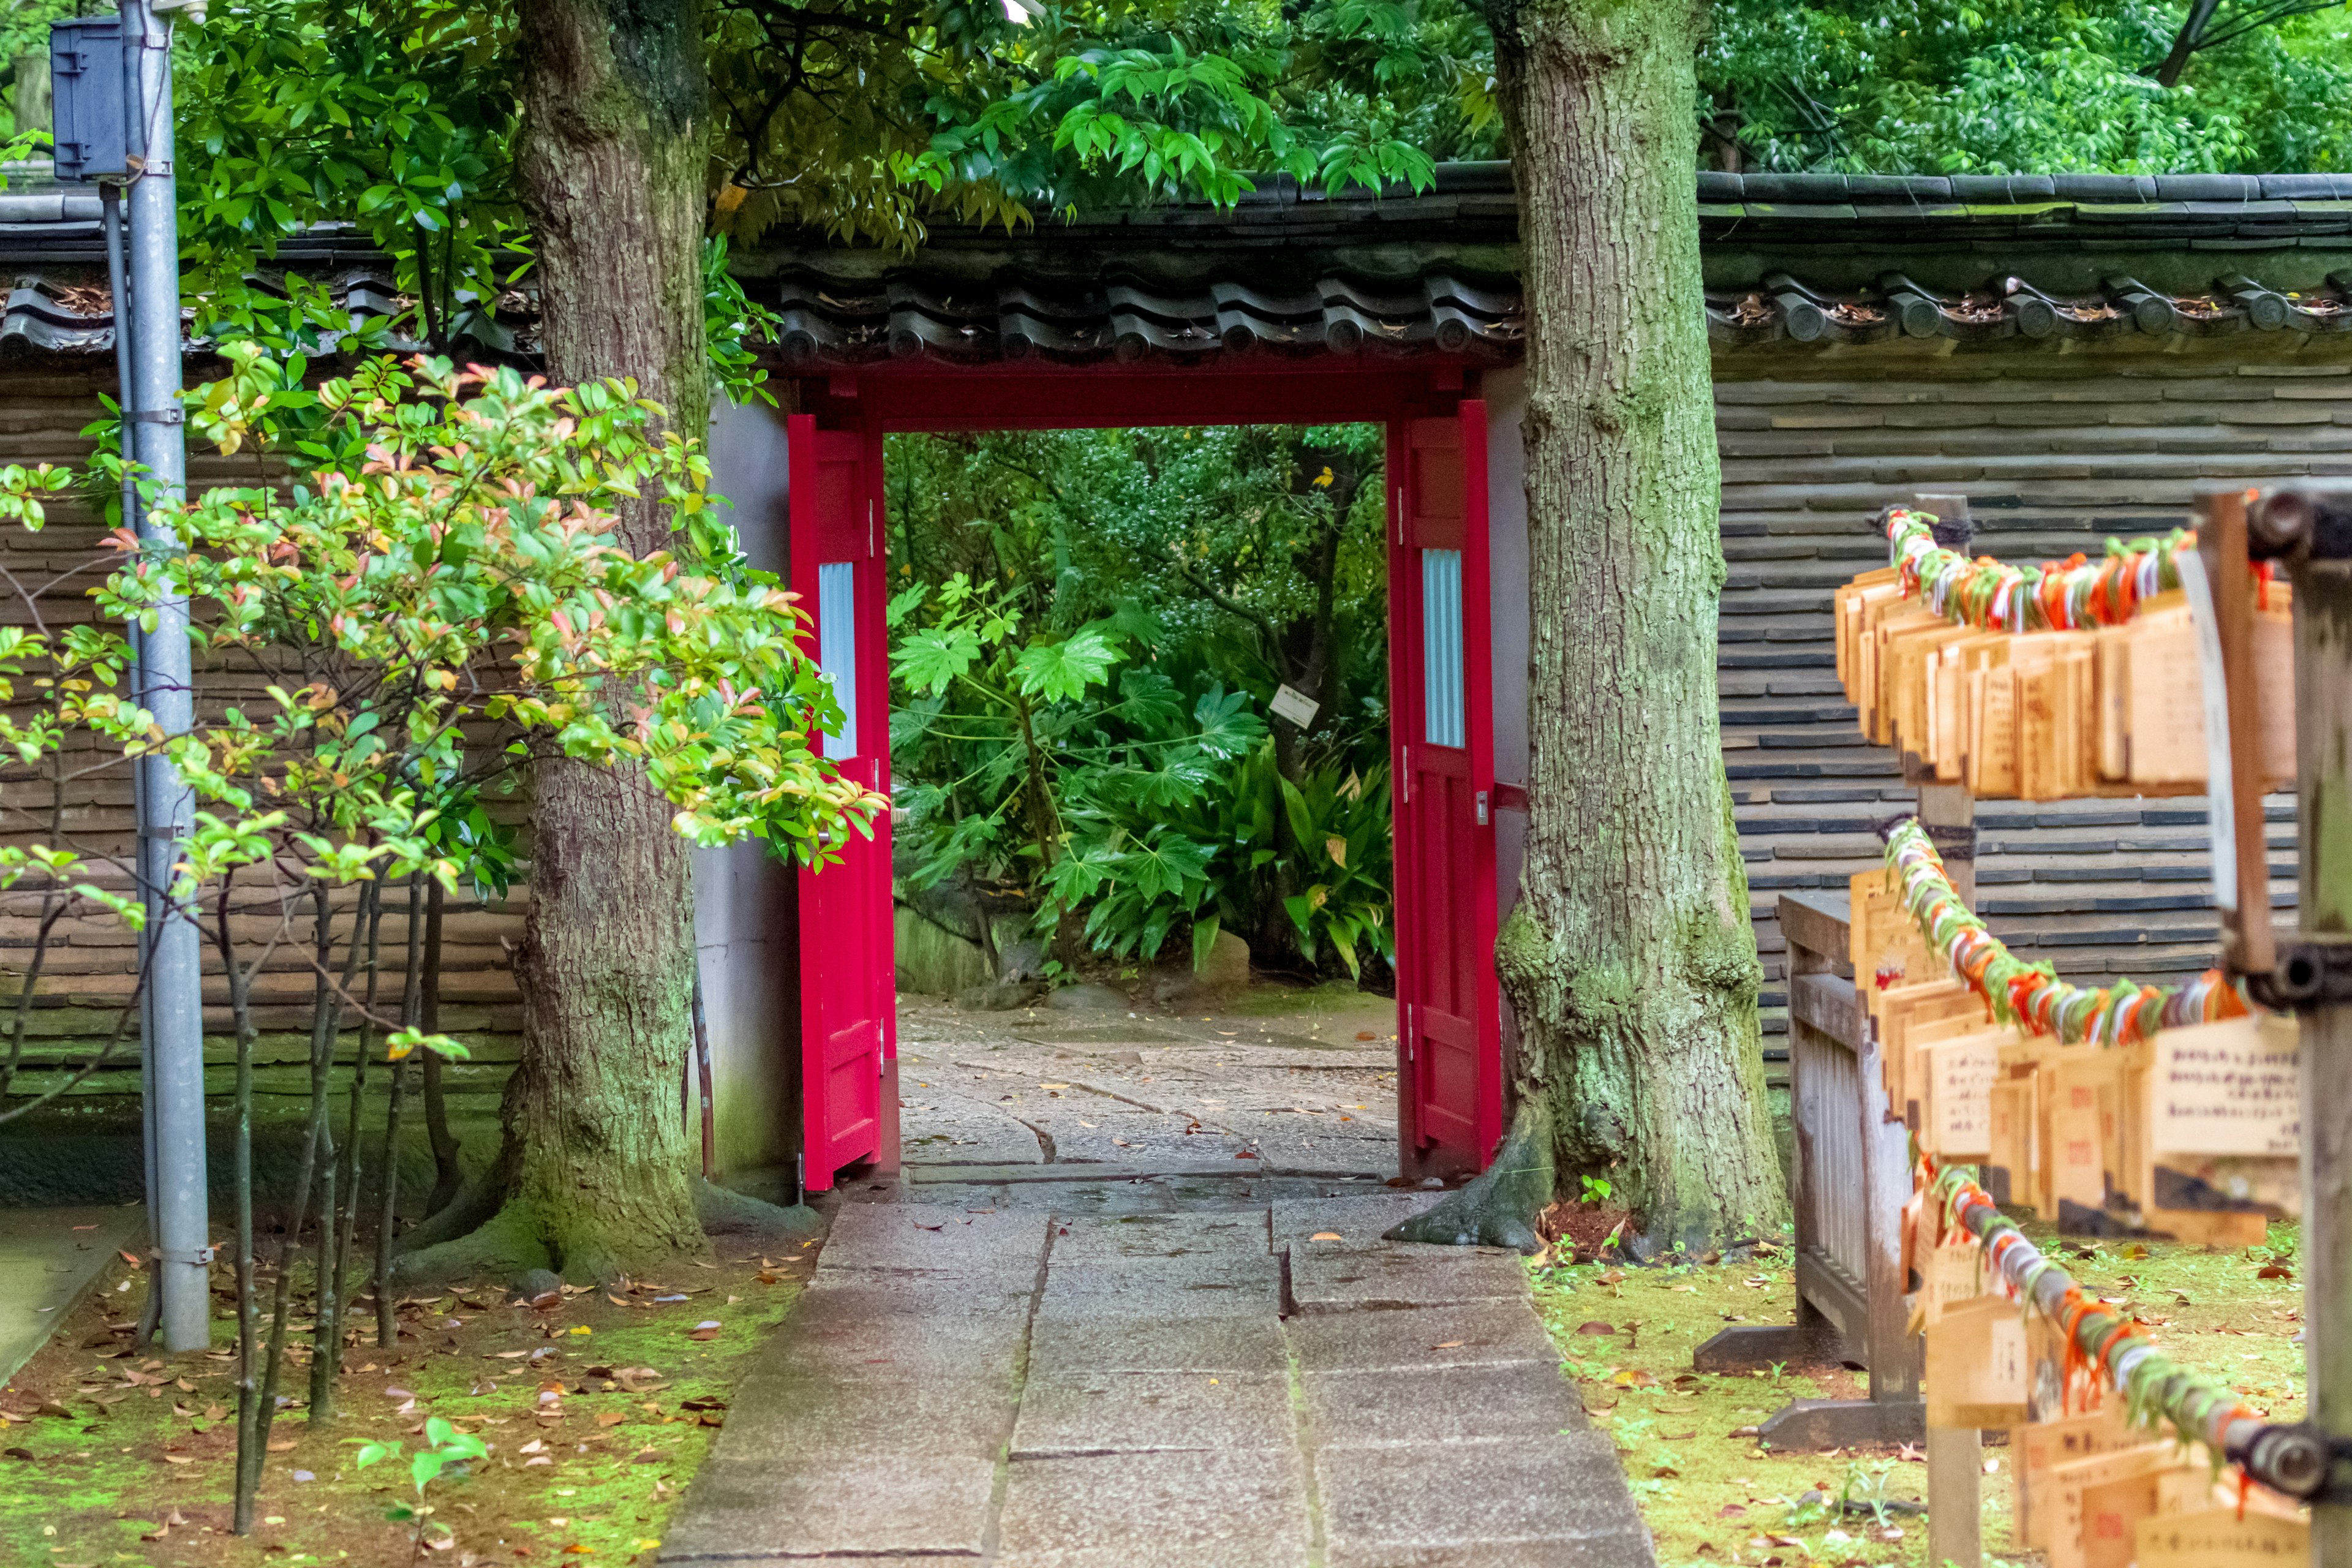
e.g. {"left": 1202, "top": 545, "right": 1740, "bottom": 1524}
{"left": 1388, "top": 404, "right": 1501, "bottom": 1174}
{"left": 788, "top": 415, "right": 894, "bottom": 1191}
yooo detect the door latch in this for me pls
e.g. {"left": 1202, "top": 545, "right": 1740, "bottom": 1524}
{"left": 1475, "top": 790, "right": 1490, "bottom": 826}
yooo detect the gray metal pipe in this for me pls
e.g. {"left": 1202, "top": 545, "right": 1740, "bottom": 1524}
{"left": 119, "top": 0, "right": 208, "bottom": 1352}
{"left": 102, "top": 176, "right": 166, "bottom": 1346}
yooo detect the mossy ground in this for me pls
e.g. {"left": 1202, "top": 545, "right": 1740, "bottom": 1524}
{"left": 0, "top": 1240, "right": 810, "bottom": 1567}
{"left": 1531, "top": 1219, "right": 2305, "bottom": 1568}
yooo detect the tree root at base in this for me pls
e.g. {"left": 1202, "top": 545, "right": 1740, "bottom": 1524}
{"left": 386, "top": 1178, "right": 825, "bottom": 1294}
{"left": 1384, "top": 1104, "right": 1555, "bottom": 1253}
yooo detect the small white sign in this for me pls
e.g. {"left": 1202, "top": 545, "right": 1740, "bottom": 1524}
{"left": 1269, "top": 684, "right": 1320, "bottom": 729}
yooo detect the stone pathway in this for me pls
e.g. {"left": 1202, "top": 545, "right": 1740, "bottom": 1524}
{"left": 661, "top": 1188, "right": 1654, "bottom": 1567}
{"left": 891, "top": 991, "right": 1404, "bottom": 1186}
{"left": 0, "top": 1205, "right": 143, "bottom": 1386}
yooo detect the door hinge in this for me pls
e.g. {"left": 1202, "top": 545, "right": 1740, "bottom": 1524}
{"left": 1395, "top": 485, "right": 1406, "bottom": 546}
{"left": 1476, "top": 790, "right": 1490, "bottom": 826}
{"left": 867, "top": 499, "right": 876, "bottom": 558}
{"left": 1404, "top": 1004, "right": 1414, "bottom": 1061}
{"left": 1399, "top": 748, "right": 1409, "bottom": 803}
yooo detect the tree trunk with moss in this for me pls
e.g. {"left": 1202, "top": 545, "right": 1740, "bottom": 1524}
{"left": 1396, "top": 0, "right": 1786, "bottom": 1258}
{"left": 395, "top": 0, "right": 813, "bottom": 1286}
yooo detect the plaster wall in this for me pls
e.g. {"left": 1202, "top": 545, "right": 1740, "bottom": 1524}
{"left": 693, "top": 398, "right": 802, "bottom": 1180}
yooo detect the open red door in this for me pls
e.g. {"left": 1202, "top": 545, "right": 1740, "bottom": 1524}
{"left": 1388, "top": 403, "right": 1501, "bottom": 1175}
{"left": 788, "top": 415, "right": 895, "bottom": 1192}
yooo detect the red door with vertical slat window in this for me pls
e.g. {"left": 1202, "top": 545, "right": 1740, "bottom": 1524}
{"left": 789, "top": 415, "right": 894, "bottom": 1191}
{"left": 1388, "top": 403, "right": 1500, "bottom": 1175}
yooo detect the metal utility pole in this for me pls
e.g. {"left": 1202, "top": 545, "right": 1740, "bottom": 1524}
{"left": 120, "top": 0, "right": 207, "bottom": 1352}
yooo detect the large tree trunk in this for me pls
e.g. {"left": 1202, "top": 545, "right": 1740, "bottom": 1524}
{"left": 1398, "top": 0, "right": 1786, "bottom": 1257}
{"left": 394, "top": 0, "right": 812, "bottom": 1286}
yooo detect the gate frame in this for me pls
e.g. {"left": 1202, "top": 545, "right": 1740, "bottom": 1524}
{"left": 788, "top": 356, "right": 1502, "bottom": 1186}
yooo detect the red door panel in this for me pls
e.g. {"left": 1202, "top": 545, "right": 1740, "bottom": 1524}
{"left": 1389, "top": 405, "right": 1500, "bottom": 1174}
{"left": 790, "top": 416, "right": 894, "bottom": 1191}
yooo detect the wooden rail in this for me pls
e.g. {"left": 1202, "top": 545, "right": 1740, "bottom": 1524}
{"left": 1694, "top": 891, "right": 1926, "bottom": 1447}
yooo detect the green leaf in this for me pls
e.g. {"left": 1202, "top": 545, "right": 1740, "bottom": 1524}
{"left": 1012, "top": 625, "right": 1123, "bottom": 703}
{"left": 893, "top": 626, "right": 982, "bottom": 696}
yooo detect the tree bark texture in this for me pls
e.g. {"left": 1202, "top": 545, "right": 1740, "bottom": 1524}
{"left": 1488, "top": 0, "right": 1786, "bottom": 1253}
{"left": 401, "top": 0, "right": 712, "bottom": 1283}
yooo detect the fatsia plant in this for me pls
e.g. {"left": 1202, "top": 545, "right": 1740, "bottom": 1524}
{"left": 73, "top": 349, "right": 878, "bottom": 1534}
{"left": 889, "top": 571, "right": 1267, "bottom": 963}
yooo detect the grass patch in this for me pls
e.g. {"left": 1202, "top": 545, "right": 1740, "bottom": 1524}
{"left": 1532, "top": 1219, "right": 2305, "bottom": 1568}
{"left": 0, "top": 1239, "right": 818, "bottom": 1566}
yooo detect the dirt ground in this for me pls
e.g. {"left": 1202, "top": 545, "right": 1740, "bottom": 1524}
{"left": 0, "top": 1246, "right": 808, "bottom": 1567}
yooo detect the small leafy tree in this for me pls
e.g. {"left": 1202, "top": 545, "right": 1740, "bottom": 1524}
{"left": 65, "top": 349, "right": 879, "bottom": 1529}
{"left": 355, "top": 1415, "right": 492, "bottom": 1562}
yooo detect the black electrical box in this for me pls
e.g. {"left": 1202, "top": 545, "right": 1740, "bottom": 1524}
{"left": 50, "top": 18, "right": 127, "bottom": 183}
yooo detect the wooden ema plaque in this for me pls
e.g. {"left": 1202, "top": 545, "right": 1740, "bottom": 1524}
{"left": 2013, "top": 1404, "right": 2136, "bottom": 1551}
{"left": 1987, "top": 1076, "right": 2034, "bottom": 1208}
{"left": 1849, "top": 871, "right": 1944, "bottom": 1001}
{"left": 2139, "top": 1507, "right": 2310, "bottom": 1568}
{"left": 2034, "top": 1445, "right": 2200, "bottom": 1568}
{"left": 1921, "top": 1028, "right": 2003, "bottom": 1157}
{"left": 2130, "top": 1014, "right": 2299, "bottom": 1240}
{"left": 1876, "top": 981, "right": 1981, "bottom": 1123}
{"left": 1924, "top": 1295, "right": 2029, "bottom": 1427}
{"left": 1835, "top": 571, "right": 2295, "bottom": 801}
{"left": 2041, "top": 1052, "right": 2123, "bottom": 1225}
{"left": 1915, "top": 1240, "right": 1985, "bottom": 1329}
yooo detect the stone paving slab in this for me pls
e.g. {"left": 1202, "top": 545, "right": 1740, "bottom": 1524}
{"left": 1286, "top": 1299, "right": 1566, "bottom": 1373}
{"left": 1270, "top": 1191, "right": 1442, "bottom": 1245}
{"left": 1035, "top": 1253, "right": 1283, "bottom": 1321}
{"left": 1318, "top": 1433, "right": 1652, "bottom": 1568}
{"left": 0, "top": 1205, "right": 142, "bottom": 1388}
{"left": 1027, "top": 1314, "right": 1292, "bottom": 1376}
{"left": 1010, "top": 1369, "right": 1294, "bottom": 1457}
{"left": 1288, "top": 1238, "right": 1529, "bottom": 1312}
{"left": 722, "top": 1366, "right": 1020, "bottom": 1460}
{"left": 1304, "top": 1361, "right": 1588, "bottom": 1447}
{"left": 660, "top": 1452, "right": 998, "bottom": 1560}
{"left": 813, "top": 1203, "right": 1050, "bottom": 1276}
{"left": 1050, "top": 1211, "right": 1269, "bottom": 1259}
{"left": 666, "top": 1136, "right": 1649, "bottom": 1568}
{"left": 995, "top": 1448, "right": 1313, "bottom": 1568}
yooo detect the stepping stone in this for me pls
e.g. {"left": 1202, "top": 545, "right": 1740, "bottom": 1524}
{"left": 1011, "top": 1369, "right": 1295, "bottom": 1457}
{"left": 996, "top": 1448, "right": 1313, "bottom": 1568}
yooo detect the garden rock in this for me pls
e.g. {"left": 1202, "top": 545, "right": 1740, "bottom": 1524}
{"left": 1150, "top": 929, "right": 1251, "bottom": 1006}
{"left": 896, "top": 905, "right": 991, "bottom": 997}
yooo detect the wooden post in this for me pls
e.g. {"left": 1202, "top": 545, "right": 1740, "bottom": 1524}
{"left": 2280, "top": 501, "right": 2352, "bottom": 1568}
{"left": 1912, "top": 492, "right": 1983, "bottom": 1568}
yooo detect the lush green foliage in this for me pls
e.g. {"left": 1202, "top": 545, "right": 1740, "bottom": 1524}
{"left": 1702, "top": 0, "right": 2352, "bottom": 173}
{"left": 884, "top": 425, "right": 1394, "bottom": 979}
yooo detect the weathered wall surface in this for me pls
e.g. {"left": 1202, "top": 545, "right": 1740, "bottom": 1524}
{"left": 1709, "top": 350, "right": 2340, "bottom": 1041}
{"left": 0, "top": 370, "right": 528, "bottom": 1119}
